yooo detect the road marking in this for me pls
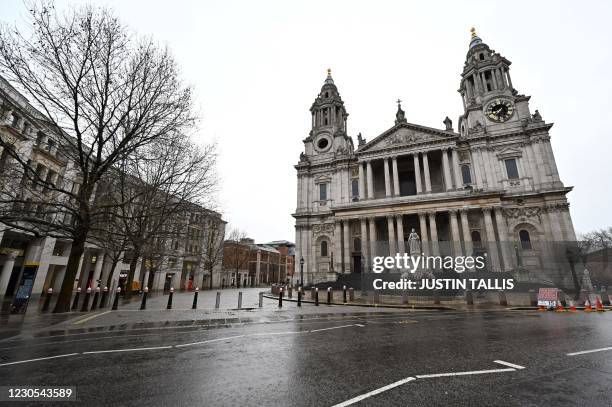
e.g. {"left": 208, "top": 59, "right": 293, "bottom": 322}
{"left": 72, "top": 311, "right": 111, "bottom": 325}
{"left": 82, "top": 346, "right": 172, "bottom": 354}
{"left": 174, "top": 335, "right": 246, "bottom": 348}
{"left": 354, "top": 324, "right": 365, "bottom": 327}
{"left": 310, "top": 324, "right": 358, "bottom": 333}
{"left": 250, "top": 331, "right": 306, "bottom": 336}
{"left": 330, "top": 377, "right": 416, "bottom": 407}
{"left": 567, "top": 346, "right": 612, "bottom": 356}
{"left": 0, "top": 353, "right": 79, "bottom": 366}
{"left": 493, "top": 360, "right": 526, "bottom": 369}
{"left": 415, "top": 368, "right": 515, "bottom": 379}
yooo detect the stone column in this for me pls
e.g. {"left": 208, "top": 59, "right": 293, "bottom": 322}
{"left": 418, "top": 212, "right": 429, "bottom": 252}
{"left": 451, "top": 149, "right": 462, "bottom": 188}
{"left": 383, "top": 158, "right": 391, "bottom": 198}
{"left": 360, "top": 218, "right": 369, "bottom": 272}
{"left": 561, "top": 206, "right": 577, "bottom": 241}
{"left": 413, "top": 153, "right": 422, "bottom": 194}
{"left": 428, "top": 212, "right": 439, "bottom": 256}
{"left": 449, "top": 210, "right": 462, "bottom": 256}
{"left": 368, "top": 217, "right": 377, "bottom": 261}
{"left": 525, "top": 142, "right": 541, "bottom": 187}
{"left": 422, "top": 152, "right": 432, "bottom": 193}
{"left": 396, "top": 214, "right": 405, "bottom": 255}
{"left": 91, "top": 253, "right": 105, "bottom": 289}
{"left": 441, "top": 149, "right": 452, "bottom": 191}
{"left": 343, "top": 219, "right": 351, "bottom": 273}
{"left": 0, "top": 251, "right": 18, "bottom": 300}
{"left": 334, "top": 221, "right": 343, "bottom": 272}
{"left": 366, "top": 160, "right": 374, "bottom": 199}
{"left": 482, "top": 207, "right": 501, "bottom": 272}
{"left": 392, "top": 156, "right": 400, "bottom": 196}
{"left": 387, "top": 215, "right": 396, "bottom": 256}
{"left": 460, "top": 209, "right": 473, "bottom": 256}
{"left": 358, "top": 162, "right": 366, "bottom": 200}
{"left": 494, "top": 207, "right": 513, "bottom": 271}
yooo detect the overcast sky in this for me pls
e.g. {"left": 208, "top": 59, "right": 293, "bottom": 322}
{"left": 3, "top": 0, "right": 612, "bottom": 243}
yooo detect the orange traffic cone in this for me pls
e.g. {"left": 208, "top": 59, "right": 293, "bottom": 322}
{"left": 584, "top": 299, "right": 593, "bottom": 312}
{"left": 569, "top": 300, "right": 577, "bottom": 312}
{"left": 555, "top": 303, "right": 566, "bottom": 312}
{"left": 538, "top": 305, "right": 547, "bottom": 311}
{"left": 596, "top": 297, "right": 606, "bottom": 312}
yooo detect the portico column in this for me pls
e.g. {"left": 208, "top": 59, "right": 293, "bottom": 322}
{"left": 334, "top": 220, "right": 343, "bottom": 272}
{"left": 91, "top": 253, "right": 105, "bottom": 289}
{"left": 343, "top": 219, "right": 351, "bottom": 273}
{"left": 383, "top": 158, "right": 391, "bottom": 198}
{"left": 418, "top": 212, "right": 429, "bottom": 255}
{"left": 441, "top": 149, "right": 452, "bottom": 191}
{"left": 387, "top": 215, "right": 396, "bottom": 257}
{"left": 428, "top": 212, "right": 439, "bottom": 256}
{"left": 360, "top": 218, "right": 369, "bottom": 272}
{"left": 392, "top": 156, "right": 400, "bottom": 196}
{"left": 396, "top": 214, "right": 405, "bottom": 255}
{"left": 451, "top": 149, "right": 462, "bottom": 188}
{"left": 366, "top": 160, "right": 374, "bottom": 199}
{"left": 494, "top": 207, "right": 513, "bottom": 271}
{"left": 460, "top": 209, "right": 473, "bottom": 256}
{"left": 482, "top": 207, "right": 501, "bottom": 272}
{"left": 358, "top": 162, "right": 366, "bottom": 200}
{"left": 413, "top": 153, "right": 422, "bottom": 194}
{"left": 422, "top": 152, "right": 432, "bottom": 193}
{"left": 0, "top": 251, "right": 18, "bottom": 300}
{"left": 368, "top": 217, "right": 377, "bottom": 261}
{"left": 449, "top": 210, "right": 462, "bottom": 256}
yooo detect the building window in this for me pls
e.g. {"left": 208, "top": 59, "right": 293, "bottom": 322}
{"left": 519, "top": 230, "right": 532, "bottom": 250}
{"left": 505, "top": 159, "right": 519, "bottom": 179}
{"left": 11, "top": 113, "right": 19, "bottom": 128}
{"left": 319, "top": 183, "right": 327, "bottom": 201}
{"left": 353, "top": 238, "right": 361, "bottom": 252}
{"left": 320, "top": 240, "right": 328, "bottom": 257}
{"left": 471, "top": 230, "right": 482, "bottom": 248}
{"left": 351, "top": 179, "right": 359, "bottom": 198}
{"left": 461, "top": 165, "right": 472, "bottom": 185}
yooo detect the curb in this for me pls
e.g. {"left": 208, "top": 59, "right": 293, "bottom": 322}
{"left": 263, "top": 294, "right": 455, "bottom": 311}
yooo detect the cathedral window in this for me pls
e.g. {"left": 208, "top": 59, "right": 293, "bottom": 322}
{"left": 461, "top": 165, "right": 472, "bottom": 185}
{"left": 353, "top": 238, "right": 361, "bottom": 252}
{"left": 471, "top": 231, "right": 482, "bottom": 248}
{"left": 351, "top": 179, "right": 359, "bottom": 198}
{"left": 519, "top": 230, "right": 532, "bottom": 250}
{"left": 317, "top": 138, "right": 329, "bottom": 150}
{"left": 504, "top": 159, "right": 519, "bottom": 179}
{"left": 479, "top": 53, "right": 484, "bottom": 61}
{"left": 319, "top": 183, "right": 327, "bottom": 201}
{"left": 320, "top": 240, "right": 328, "bottom": 257}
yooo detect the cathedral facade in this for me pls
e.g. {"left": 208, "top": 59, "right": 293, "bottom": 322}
{"left": 293, "top": 30, "right": 576, "bottom": 285}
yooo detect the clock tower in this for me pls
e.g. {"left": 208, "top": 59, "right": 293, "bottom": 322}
{"left": 458, "top": 28, "right": 535, "bottom": 138}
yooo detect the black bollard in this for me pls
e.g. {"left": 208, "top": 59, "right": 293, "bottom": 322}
{"left": 112, "top": 287, "right": 121, "bottom": 310}
{"left": 343, "top": 285, "right": 347, "bottom": 303}
{"left": 167, "top": 287, "right": 174, "bottom": 310}
{"left": 238, "top": 291, "right": 243, "bottom": 309}
{"left": 192, "top": 287, "right": 199, "bottom": 309}
{"left": 140, "top": 287, "right": 148, "bottom": 310}
{"left": 215, "top": 291, "right": 221, "bottom": 309}
{"left": 315, "top": 287, "right": 319, "bottom": 306}
{"left": 279, "top": 287, "right": 283, "bottom": 307}
{"left": 91, "top": 287, "right": 100, "bottom": 310}
{"left": 100, "top": 287, "right": 109, "bottom": 308}
{"left": 71, "top": 287, "right": 81, "bottom": 311}
{"left": 81, "top": 287, "right": 91, "bottom": 312}
{"left": 41, "top": 288, "right": 53, "bottom": 312}
{"left": 297, "top": 288, "right": 302, "bottom": 307}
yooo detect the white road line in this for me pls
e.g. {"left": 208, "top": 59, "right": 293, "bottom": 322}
{"left": 415, "top": 368, "right": 515, "bottom": 379}
{"left": 174, "top": 335, "right": 246, "bottom": 348}
{"left": 250, "top": 331, "right": 306, "bottom": 336}
{"left": 494, "top": 360, "right": 526, "bottom": 369}
{"left": 354, "top": 324, "right": 365, "bottom": 327}
{"left": 567, "top": 346, "right": 612, "bottom": 356}
{"left": 0, "top": 353, "right": 79, "bottom": 366}
{"left": 310, "top": 324, "right": 358, "bottom": 333}
{"left": 82, "top": 346, "right": 172, "bottom": 354}
{"left": 72, "top": 311, "right": 111, "bottom": 325}
{"left": 330, "top": 377, "right": 416, "bottom": 407}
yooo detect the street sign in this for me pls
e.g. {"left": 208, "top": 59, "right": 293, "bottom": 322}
{"left": 537, "top": 288, "right": 559, "bottom": 307}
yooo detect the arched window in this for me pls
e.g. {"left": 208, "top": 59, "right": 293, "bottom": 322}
{"left": 320, "top": 240, "right": 328, "bottom": 257}
{"left": 471, "top": 230, "right": 482, "bottom": 248}
{"left": 519, "top": 230, "right": 532, "bottom": 250}
{"left": 461, "top": 165, "right": 472, "bottom": 185}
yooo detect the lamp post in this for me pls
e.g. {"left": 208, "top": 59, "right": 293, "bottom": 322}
{"left": 300, "top": 257, "right": 305, "bottom": 288}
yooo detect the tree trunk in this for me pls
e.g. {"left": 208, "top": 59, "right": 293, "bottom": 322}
{"left": 209, "top": 266, "right": 214, "bottom": 290}
{"left": 126, "top": 248, "right": 141, "bottom": 294}
{"left": 53, "top": 227, "right": 87, "bottom": 313}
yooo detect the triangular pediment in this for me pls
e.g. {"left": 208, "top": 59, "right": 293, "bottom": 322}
{"left": 357, "top": 123, "right": 458, "bottom": 153}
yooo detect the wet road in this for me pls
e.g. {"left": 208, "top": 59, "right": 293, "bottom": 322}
{"left": 1, "top": 307, "right": 612, "bottom": 406}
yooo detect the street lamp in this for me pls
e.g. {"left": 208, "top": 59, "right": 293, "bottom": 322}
{"left": 300, "top": 257, "right": 305, "bottom": 288}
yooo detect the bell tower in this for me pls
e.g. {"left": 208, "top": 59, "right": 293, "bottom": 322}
{"left": 458, "top": 28, "right": 535, "bottom": 137}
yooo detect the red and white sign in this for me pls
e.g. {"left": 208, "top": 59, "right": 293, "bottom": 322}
{"left": 537, "top": 288, "right": 559, "bottom": 307}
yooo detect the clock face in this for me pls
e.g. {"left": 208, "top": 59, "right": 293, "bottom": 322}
{"left": 485, "top": 99, "right": 514, "bottom": 123}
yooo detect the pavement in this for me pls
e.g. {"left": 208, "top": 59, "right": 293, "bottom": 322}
{"left": 0, "top": 288, "right": 611, "bottom": 406}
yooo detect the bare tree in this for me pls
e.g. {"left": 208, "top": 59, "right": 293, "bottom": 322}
{"left": 223, "top": 228, "right": 252, "bottom": 288}
{"left": 198, "top": 215, "right": 226, "bottom": 290}
{"left": 0, "top": 2, "right": 196, "bottom": 312}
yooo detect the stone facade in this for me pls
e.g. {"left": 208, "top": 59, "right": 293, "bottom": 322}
{"left": 293, "top": 32, "right": 576, "bottom": 285}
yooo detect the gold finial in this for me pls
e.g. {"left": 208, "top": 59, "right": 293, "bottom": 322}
{"left": 327, "top": 68, "right": 331, "bottom": 76}
{"left": 470, "top": 27, "right": 477, "bottom": 39}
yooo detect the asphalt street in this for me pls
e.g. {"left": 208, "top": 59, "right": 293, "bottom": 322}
{"left": 0, "top": 292, "right": 611, "bottom": 406}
